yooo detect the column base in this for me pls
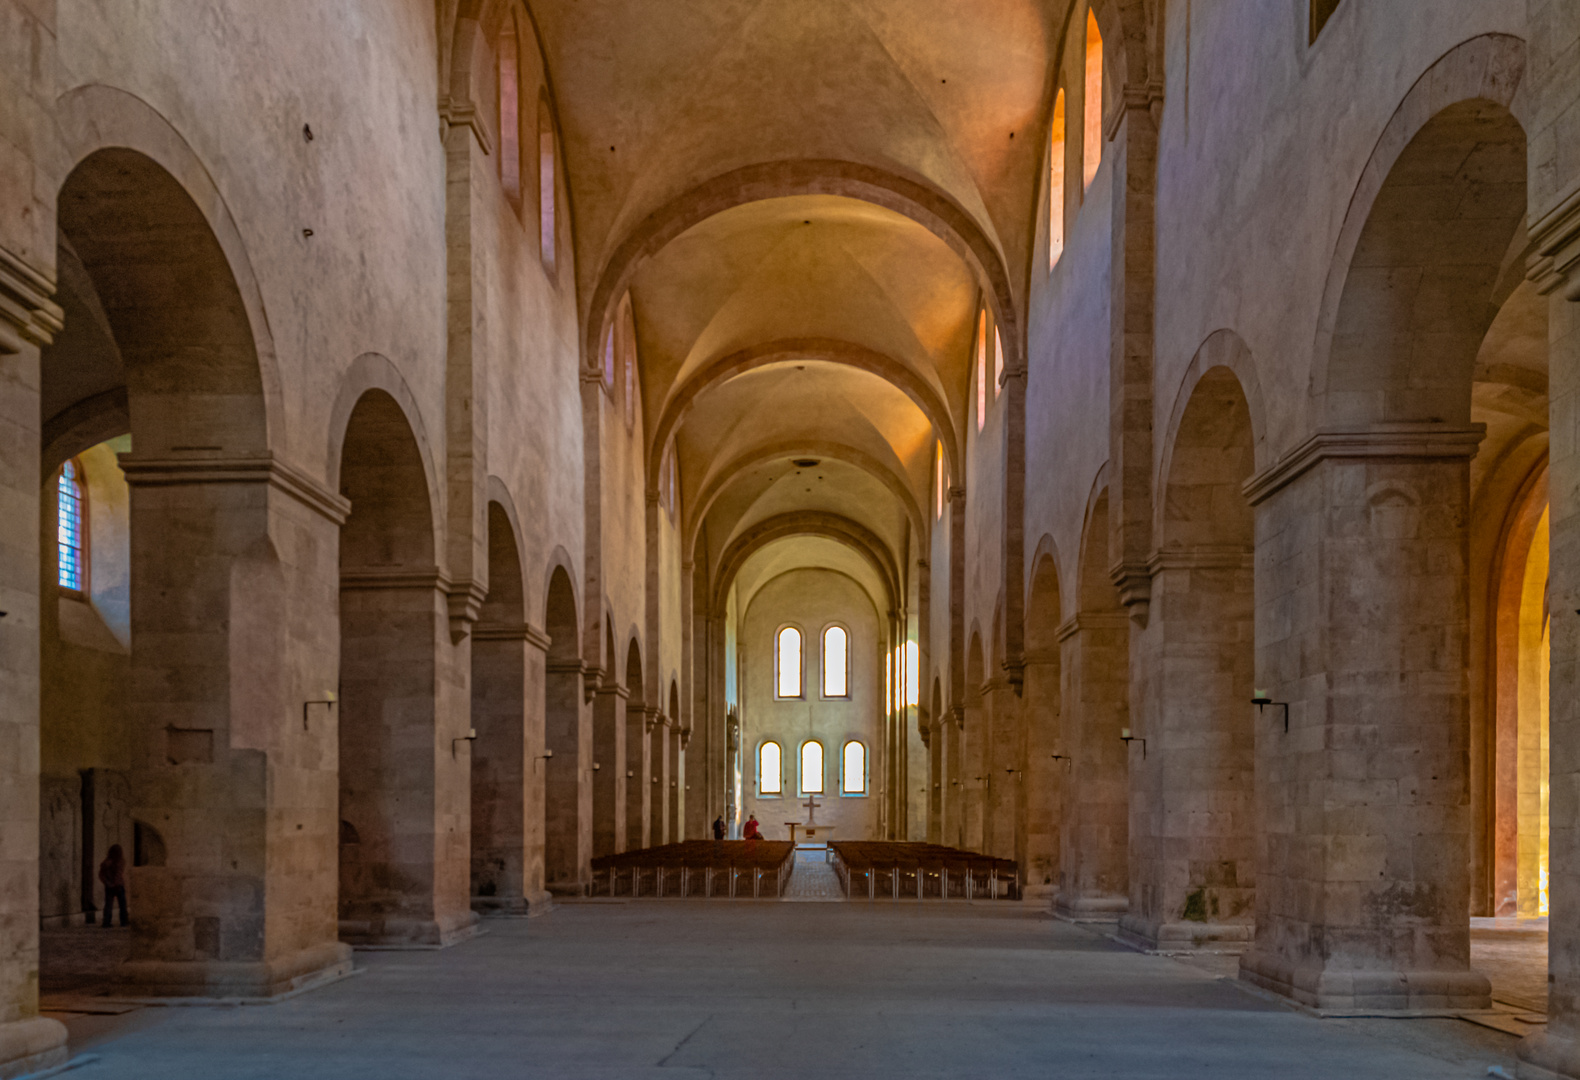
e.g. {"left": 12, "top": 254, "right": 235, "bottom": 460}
{"left": 1053, "top": 892, "right": 1129, "bottom": 923}
{"left": 1239, "top": 947, "right": 1491, "bottom": 1010}
{"left": 1119, "top": 914, "right": 1252, "bottom": 952}
{"left": 1519, "top": 1027, "right": 1580, "bottom": 1079}
{"left": 546, "top": 880, "right": 588, "bottom": 898}
{"left": 113, "top": 941, "right": 353, "bottom": 1001}
{"left": 0, "top": 1018, "right": 68, "bottom": 1080}
{"left": 340, "top": 910, "right": 481, "bottom": 950}
{"left": 472, "top": 890, "right": 553, "bottom": 918}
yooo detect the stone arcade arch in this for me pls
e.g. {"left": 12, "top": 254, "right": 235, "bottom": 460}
{"left": 591, "top": 622, "right": 625, "bottom": 858}
{"left": 1123, "top": 365, "right": 1257, "bottom": 952}
{"left": 1022, "top": 544, "right": 1065, "bottom": 899}
{"left": 1054, "top": 486, "right": 1130, "bottom": 921}
{"left": 544, "top": 565, "right": 587, "bottom": 892}
{"left": 1241, "top": 35, "right": 1528, "bottom": 1011}
{"left": 40, "top": 144, "right": 353, "bottom": 1001}
{"left": 337, "top": 389, "right": 476, "bottom": 948}
{"left": 624, "top": 640, "right": 649, "bottom": 849}
{"left": 471, "top": 499, "right": 547, "bottom": 915}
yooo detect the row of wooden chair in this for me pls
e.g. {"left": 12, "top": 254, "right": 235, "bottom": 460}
{"left": 588, "top": 841, "right": 796, "bottom": 899}
{"left": 829, "top": 842, "right": 1021, "bottom": 901}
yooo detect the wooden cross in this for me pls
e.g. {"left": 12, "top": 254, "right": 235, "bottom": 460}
{"left": 802, "top": 793, "right": 822, "bottom": 825}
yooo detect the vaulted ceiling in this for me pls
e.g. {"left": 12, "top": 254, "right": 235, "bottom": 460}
{"left": 531, "top": 0, "right": 1068, "bottom": 607}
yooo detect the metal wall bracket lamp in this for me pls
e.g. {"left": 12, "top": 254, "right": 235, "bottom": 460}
{"left": 452, "top": 728, "right": 477, "bottom": 757}
{"left": 303, "top": 692, "right": 337, "bottom": 731}
{"left": 1252, "top": 690, "right": 1289, "bottom": 733}
{"left": 1119, "top": 728, "right": 1146, "bottom": 759}
{"left": 1050, "top": 753, "right": 1073, "bottom": 771}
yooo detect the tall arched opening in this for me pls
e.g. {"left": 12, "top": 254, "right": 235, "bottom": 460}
{"left": 1124, "top": 367, "right": 1255, "bottom": 951}
{"left": 624, "top": 641, "right": 648, "bottom": 849}
{"left": 471, "top": 502, "right": 536, "bottom": 914}
{"left": 544, "top": 567, "right": 586, "bottom": 892}
{"left": 1022, "top": 549, "right": 1064, "bottom": 899}
{"left": 1053, "top": 489, "right": 1130, "bottom": 921}
{"left": 338, "top": 389, "right": 474, "bottom": 947}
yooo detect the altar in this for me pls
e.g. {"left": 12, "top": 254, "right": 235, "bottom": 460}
{"left": 785, "top": 794, "right": 835, "bottom": 854}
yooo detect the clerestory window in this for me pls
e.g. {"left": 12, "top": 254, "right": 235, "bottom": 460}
{"left": 776, "top": 626, "right": 803, "bottom": 698}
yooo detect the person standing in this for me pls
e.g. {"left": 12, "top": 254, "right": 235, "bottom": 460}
{"left": 712, "top": 815, "right": 726, "bottom": 841}
{"left": 98, "top": 844, "right": 128, "bottom": 928}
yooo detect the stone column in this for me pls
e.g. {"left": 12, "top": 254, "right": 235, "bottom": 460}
{"left": 0, "top": 247, "right": 69, "bottom": 1076}
{"left": 1240, "top": 427, "right": 1489, "bottom": 1010}
{"left": 925, "top": 719, "right": 942, "bottom": 844}
{"left": 1121, "top": 549, "right": 1255, "bottom": 950}
{"left": 1053, "top": 612, "right": 1130, "bottom": 920}
{"left": 471, "top": 622, "right": 552, "bottom": 914}
{"left": 943, "top": 710, "right": 964, "bottom": 849}
{"left": 543, "top": 659, "right": 589, "bottom": 893}
{"left": 1021, "top": 647, "right": 1063, "bottom": 900}
{"left": 590, "top": 682, "right": 629, "bottom": 857}
{"left": 338, "top": 567, "right": 479, "bottom": 948}
{"left": 626, "top": 697, "right": 651, "bottom": 849}
{"left": 106, "top": 457, "right": 357, "bottom": 989}
{"left": 1520, "top": 8, "right": 1580, "bottom": 1069}
{"left": 983, "top": 673, "right": 1019, "bottom": 862}
{"left": 670, "top": 727, "right": 685, "bottom": 842}
{"left": 648, "top": 709, "right": 668, "bottom": 846}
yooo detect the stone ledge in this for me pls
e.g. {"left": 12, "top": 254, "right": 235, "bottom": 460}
{"left": 0, "top": 1018, "right": 68, "bottom": 1080}
{"left": 0, "top": 246, "right": 63, "bottom": 356}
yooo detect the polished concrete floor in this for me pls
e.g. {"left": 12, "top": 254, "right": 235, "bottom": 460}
{"left": 41, "top": 904, "right": 1531, "bottom": 1079}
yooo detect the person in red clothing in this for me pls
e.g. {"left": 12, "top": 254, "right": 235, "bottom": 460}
{"left": 98, "top": 844, "right": 128, "bottom": 927}
{"left": 742, "top": 816, "right": 763, "bottom": 840}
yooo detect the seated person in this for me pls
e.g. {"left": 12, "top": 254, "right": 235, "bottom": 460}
{"left": 742, "top": 815, "right": 763, "bottom": 840}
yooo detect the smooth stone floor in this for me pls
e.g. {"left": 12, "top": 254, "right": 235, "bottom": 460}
{"left": 49, "top": 904, "right": 1522, "bottom": 1079}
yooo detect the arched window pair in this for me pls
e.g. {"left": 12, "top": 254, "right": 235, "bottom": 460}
{"left": 775, "top": 625, "right": 848, "bottom": 699}
{"left": 494, "top": 14, "right": 556, "bottom": 272}
{"left": 600, "top": 294, "right": 640, "bottom": 432}
{"left": 1049, "top": 9, "right": 1103, "bottom": 271}
{"left": 974, "top": 310, "right": 1005, "bottom": 432}
{"left": 757, "top": 739, "right": 866, "bottom": 796}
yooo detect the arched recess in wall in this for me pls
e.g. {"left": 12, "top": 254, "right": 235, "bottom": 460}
{"left": 1139, "top": 364, "right": 1257, "bottom": 946}
{"left": 583, "top": 159, "right": 1023, "bottom": 382}
{"left": 1155, "top": 331, "right": 1268, "bottom": 537}
{"left": 36, "top": 127, "right": 283, "bottom": 965}
{"left": 336, "top": 388, "right": 444, "bottom": 944}
{"left": 1311, "top": 34, "right": 1527, "bottom": 429}
{"left": 52, "top": 84, "right": 285, "bottom": 457}
{"left": 543, "top": 562, "right": 583, "bottom": 889}
{"left": 1023, "top": 537, "right": 1064, "bottom": 894}
{"left": 327, "top": 354, "right": 447, "bottom": 560}
{"left": 471, "top": 497, "right": 532, "bottom": 909}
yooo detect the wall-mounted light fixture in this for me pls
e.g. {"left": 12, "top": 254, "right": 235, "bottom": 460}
{"left": 1252, "top": 690, "right": 1289, "bottom": 733}
{"left": 303, "top": 691, "right": 337, "bottom": 731}
{"left": 1120, "top": 727, "right": 1146, "bottom": 759}
{"left": 452, "top": 727, "right": 477, "bottom": 757}
{"left": 592, "top": 762, "right": 601, "bottom": 771}
{"left": 1050, "top": 752, "right": 1073, "bottom": 771}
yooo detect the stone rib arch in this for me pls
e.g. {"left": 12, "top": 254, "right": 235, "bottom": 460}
{"left": 684, "top": 438, "right": 925, "bottom": 564}
{"left": 1310, "top": 33, "right": 1527, "bottom": 430}
{"left": 711, "top": 511, "right": 899, "bottom": 620}
{"left": 584, "top": 159, "right": 1022, "bottom": 384}
{"left": 649, "top": 337, "right": 961, "bottom": 496}
{"left": 52, "top": 83, "right": 286, "bottom": 459}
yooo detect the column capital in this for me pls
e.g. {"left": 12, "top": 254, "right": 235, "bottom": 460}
{"left": 0, "top": 245, "right": 63, "bottom": 355}
{"left": 118, "top": 452, "right": 353, "bottom": 524}
{"left": 1528, "top": 184, "right": 1580, "bottom": 300}
{"left": 1242, "top": 423, "right": 1485, "bottom": 507}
